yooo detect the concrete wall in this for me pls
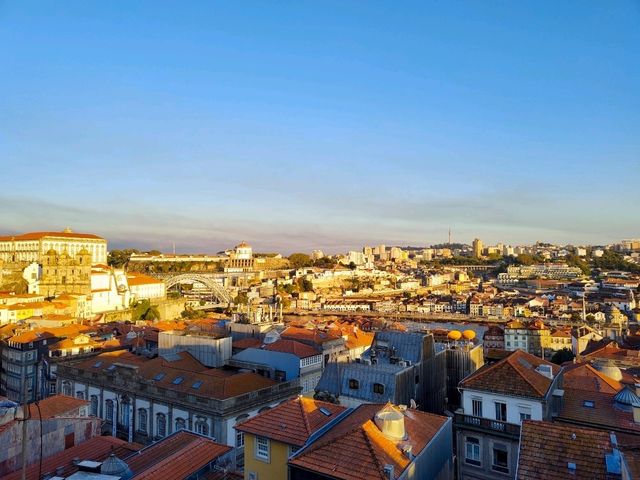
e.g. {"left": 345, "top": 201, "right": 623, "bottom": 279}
{"left": 0, "top": 416, "right": 101, "bottom": 476}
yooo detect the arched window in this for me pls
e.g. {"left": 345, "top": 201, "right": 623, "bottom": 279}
{"left": 175, "top": 417, "right": 186, "bottom": 431}
{"left": 90, "top": 395, "right": 98, "bottom": 416}
{"left": 76, "top": 390, "right": 85, "bottom": 400}
{"left": 194, "top": 417, "right": 208, "bottom": 436}
{"left": 137, "top": 409, "right": 148, "bottom": 433}
{"left": 62, "top": 381, "right": 72, "bottom": 396}
{"left": 156, "top": 413, "right": 166, "bottom": 437}
{"left": 348, "top": 379, "right": 359, "bottom": 390}
{"left": 105, "top": 400, "right": 114, "bottom": 422}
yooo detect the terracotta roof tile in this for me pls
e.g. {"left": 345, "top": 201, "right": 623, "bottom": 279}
{"left": 459, "top": 349, "right": 559, "bottom": 398}
{"left": 3, "top": 435, "right": 140, "bottom": 480}
{"left": 128, "top": 431, "right": 232, "bottom": 479}
{"left": 73, "top": 350, "right": 278, "bottom": 400}
{"left": 562, "top": 363, "right": 622, "bottom": 394}
{"left": 27, "top": 394, "right": 89, "bottom": 419}
{"left": 555, "top": 388, "right": 640, "bottom": 435}
{"left": 0, "top": 231, "right": 104, "bottom": 241}
{"left": 517, "top": 421, "right": 614, "bottom": 480}
{"left": 289, "top": 404, "right": 449, "bottom": 480}
{"left": 236, "top": 397, "right": 346, "bottom": 446}
{"left": 264, "top": 339, "right": 321, "bottom": 358}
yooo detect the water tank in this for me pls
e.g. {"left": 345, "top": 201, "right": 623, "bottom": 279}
{"left": 462, "top": 330, "right": 476, "bottom": 340}
{"left": 374, "top": 404, "right": 406, "bottom": 441}
{"left": 447, "top": 330, "right": 462, "bottom": 341}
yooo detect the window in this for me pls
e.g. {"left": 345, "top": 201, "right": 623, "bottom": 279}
{"left": 348, "top": 379, "right": 359, "bottom": 389}
{"left": 255, "top": 436, "right": 270, "bottom": 461}
{"left": 137, "top": 409, "right": 148, "bottom": 433}
{"left": 494, "top": 402, "right": 507, "bottom": 422}
{"left": 172, "top": 376, "right": 184, "bottom": 385}
{"left": 472, "top": 398, "right": 483, "bottom": 417}
{"left": 192, "top": 380, "right": 203, "bottom": 389}
{"left": 519, "top": 406, "right": 531, "bottom": 422}
{"left": 236, "top": 431, "right": 245, "bottom": 448}
{"left": 583, "top": 400, "right": 595, "bottom": 408}
{"left": 62, "top": 381, "right": 72, "bottom": 396}
{"left": 76, "top": 390, "right": 84, "bottom": 400}
{"left": 415, "top": 375, "right": 420, "bottom": 384}
{"left": 90, "top": 395, "right": 98, "bottom": 416}
{"left": 153, "top": 373, "right": 165, "bottom": 381}
{"left": 492, "top": 444, "right": 509, "bottom": 473}
{"left": 195, "top": 418, "right": 208, "bottom": 436}
{"left": 105, "top": 400, "right": 114, "bottom": 422}
{"left": 465, "top": 437, "right": 481, "bottom": 466}
{"left": 156, "top": 413, "right": 166, "bottom": 437}
{"left": 175, "top": 417, "right": 186, "bottom": 431}
{"left": 373, "top": 383, "right": 385, "bottom": 394}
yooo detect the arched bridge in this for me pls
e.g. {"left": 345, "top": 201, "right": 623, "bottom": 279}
{"left": 164, "top": 274, "right": 234, "bottom": 304}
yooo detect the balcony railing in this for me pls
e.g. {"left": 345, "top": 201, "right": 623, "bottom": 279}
{"left": 454, "top": 413, "right": 520, "bottom": 437}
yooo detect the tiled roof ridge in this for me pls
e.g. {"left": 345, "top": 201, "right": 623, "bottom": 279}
{"left": 460, "top": 350, "right": 519, "bottom": 386}
{"left": 298, "top": 398, "right": 313, "bottom": 437}
{"left": 583, "top": 364, "right": 623, "bottom": 391}
{"left": 360, "top": 421, "right": 390, "bottom": 480}
{"left": 505, "top": 353, "right": 551, "bottom": 396}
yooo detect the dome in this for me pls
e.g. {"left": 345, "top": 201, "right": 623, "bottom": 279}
{"left": 462, "top": 330, "right": 476, "bottom": 340}
{"left": 374, "top": 403, "right": 406, "bottom": 441}
{"left": 447, "top": 330, "right": 462, "bottom": 341}
{"left": 593, "top": 359, "right": 623, "bottom": 381}
{"left": 101, "top": 453, "right": 133, "bottom": 479}
{"left": 614, "top": 386, "right": 640, "bottom": 412}
{"left": 78, "top": 247, "right": 90, "bottom": 255}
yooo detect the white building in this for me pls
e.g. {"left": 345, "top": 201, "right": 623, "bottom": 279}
{"left": 0, "top": 229, "right": 107, "bottom": 264}
{"left": 90, "top": 266, "right": 130, "bottom": 313}
{"left": 456, "top": 350, "right": 563, "bottom": 480}
{"left": 127, "top": 272, "right": 166, "bottom": 301}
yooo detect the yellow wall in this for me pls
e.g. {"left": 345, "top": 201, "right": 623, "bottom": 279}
{"left": 244, "top": 433, "right": 291, "bottom": 480}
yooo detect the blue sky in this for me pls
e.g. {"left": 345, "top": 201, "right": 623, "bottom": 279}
{"left": 1, "top": 1, "right": 638, "bottom": 253}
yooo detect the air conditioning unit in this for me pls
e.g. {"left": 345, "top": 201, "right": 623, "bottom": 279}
{"left": 398, "top": 361, "right": 407, "bottom": 367}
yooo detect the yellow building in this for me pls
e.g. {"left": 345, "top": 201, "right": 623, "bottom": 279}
{"left": 235, "top": 397, "right": 346, "bottom": 480}
{"left": 472, "top": 238, "right": 483, "bottom": 258}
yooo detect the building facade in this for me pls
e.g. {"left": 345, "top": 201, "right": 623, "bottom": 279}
{"left": 0, "top": 229, "right": 107, "bottom": 264}
{"left": 455, "top": 350, "right": 564, "bottom": 480}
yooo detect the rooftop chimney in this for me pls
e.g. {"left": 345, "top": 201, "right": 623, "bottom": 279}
{"left": 383, "top": 464, "right": 395, "bottom": 480}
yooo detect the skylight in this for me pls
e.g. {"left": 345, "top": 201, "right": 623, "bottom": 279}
{"left": 583, "top": 400, "right": 595, "bottom": 408}
{"left": 106, "top": 365, "right": 116, "bottom": 372}
{"left": 319, "top": 407, "right": 332, "bottom": 416}
{"left": 153, "top": 373, "right": 166, "bottom": 381}
{"left": 92, "top": 361, "right": 103, "bottom": 368}
{"left": 192, "top": 380, "right": 203, "bottom": 389}
{"left": 172, "top": 376, "right": 184, "bottom": 385}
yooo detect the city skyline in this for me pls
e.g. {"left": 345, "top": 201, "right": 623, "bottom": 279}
{"left": 2, "top": 1, "right": 639, "bottom": 252}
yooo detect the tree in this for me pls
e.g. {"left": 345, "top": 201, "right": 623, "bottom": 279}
{"left": 298, "top": 278, "right": 314, "bottom": 292}
{"left": 551, "top": 348, "right": 575, "bottom": 365}
{"left": 288, "top": 253, "right": 313, "bottom": 269}
{"left": 234, "top": 291, "right": 249, "bottom": 305}
{"left": 586, "top": 313, "right": 596, "bottom": 323}
{"left": 147, "top": 250, "right": 162, "bottom": 256}
{"left": 131, "top": 299, "right": 160, "bottom": 321}
{"left": 348, "top": 261, "right": 357, "bottom": 270}
{"left": 107, "top": 249, "right": 140, "bottom": 268}
{"left": 565, "top": 254, "right": 591, "bottom": 276}
{"left": 313, "top": 257, "right": 337, "bottom": 269}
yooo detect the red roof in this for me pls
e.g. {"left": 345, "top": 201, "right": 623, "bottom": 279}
{"left": 459, "top": 349, "right": 559, "bottom": 398}
{"left": 27, "top": 394, "right": 89, "bottom": 419}
{"left": 562, "top": 363, "right": 622, "bottom": 394}
{"left": 289, "top": 404, "right": 449, "bottom": 480}
{"left": 0, "top": 231, "right": 104, "bottom": 241}
{"left": 3, "top": 435, "right": 141, "bottom": 480}
{"left": 263, "top": 339, "right": 321, "bottom": 358}
{"left": 73, "top": 350, "right": 278, "bottom": 400}
{"left": 517, "top": 421, "right": 615, "bottom": 480}
{"left": 236, "top": 397, "right": 346, "bottom": 446}
{"left": 128, "top": 431, "right": 232, "bottom": 480}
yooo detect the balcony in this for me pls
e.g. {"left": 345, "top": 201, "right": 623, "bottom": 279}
{"left": 454, "top": 413, "right": 520, "bottom": 438}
